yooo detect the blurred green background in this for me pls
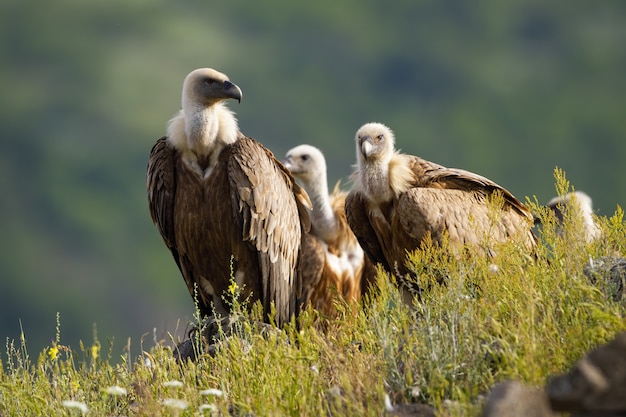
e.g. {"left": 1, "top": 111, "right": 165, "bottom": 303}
{"left": 2, "top": 0, "right": 625, "bottom": 359}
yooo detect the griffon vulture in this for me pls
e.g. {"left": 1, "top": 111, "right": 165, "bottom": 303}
{"left": 282, "top": 145, "right": 376, "bottom": 314}
{"left": 539, "top": 192, "right": 623, "bottom": 300}
{"left": 544, "top": 191, "right": 600, "bottom": 242}
{"left": 345, "top": 122, "right": 537, "bottom": 276}
{"left": 147, "top": 68, "right": 312, "bottom": 327}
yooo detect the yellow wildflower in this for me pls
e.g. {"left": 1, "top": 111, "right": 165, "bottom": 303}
{"left": 228, "top": 281, "right": 238, "bottom": 296}
{"left": 70, "top": 380, "right": 80, "bottom": 393}
{"left": 48, "top": 345, "right": 59, "bottom": 360}
{"left": 91, "top": 343, "right": 100, "bottom": 360}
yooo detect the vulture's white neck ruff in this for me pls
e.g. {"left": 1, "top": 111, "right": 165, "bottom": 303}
{"left": 357, "top": 152, "right": 415, "bottom": 206}
{"left": 360, "top": 162, "right": 393, "bottom": 205}
{"left": 167, "top": 102, "right": 239, "bottom": 178}
{"left": 575, "top": 194, "right": 601, "bottom": 242}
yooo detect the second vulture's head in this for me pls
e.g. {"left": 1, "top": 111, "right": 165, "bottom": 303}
{"left": 282, "top": 144, "right": 327, "bottom": 186}
{"left": 355, "top": 122, "right": 395, "bottom": 163}
{"left": 182, "top": 68, "right": 243, "bottom": 108}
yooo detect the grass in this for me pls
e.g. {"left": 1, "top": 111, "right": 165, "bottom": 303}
{"left": 2, "top": 173, "right": 625, "bottom": 416}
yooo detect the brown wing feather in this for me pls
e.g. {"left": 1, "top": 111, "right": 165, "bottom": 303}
{"left": 327, "top": 186, "right": 353, "bottom": 250}
{"left": 345, "top": 191, "right": 390, "bottom": 271}
{"left": 147, "top": 137, "right": 177, "bottom": 249}
{"left": 407, "top": 155, "right": 532, "bottom": 221}
{"left": 378, "top": 156, "right": 538, "bottom": 267}
{"left": 298, "top": 232, "right": 329, "bottom": 313}
{"left": 227, "top": 136, "right": 308, "bottom": 324}
{"left": 147, "top": 137, "right": 199, "bottom": 296}
{"left": 396, "top": 188, "right": 536, "bottom": 258}
{"left": 328, "top": 187, "right": 377, "bottom": 302}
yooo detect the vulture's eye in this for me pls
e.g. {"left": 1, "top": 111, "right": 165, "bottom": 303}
{"left": 204, "top": 79, "right": 217, "bottom": 86}
{"left": 301, "top": 155, "right": 309, "bottom": 161}
{"left": 377, "top": 134, "right": 385, "bottom": 140}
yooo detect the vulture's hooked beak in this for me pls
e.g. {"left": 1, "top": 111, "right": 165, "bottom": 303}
{"left": 360, "top": 136, "right": 373, "bottom": 158}
{"left": 282, "top": 156, "right": 293, "bottom": 171}
{"left": 281, "top": 156, "right": 304, "bottom": 175}
{"left": 223, "top": 80, "right": 243, "bottom": 103}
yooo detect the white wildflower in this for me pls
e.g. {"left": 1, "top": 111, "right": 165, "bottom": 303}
{"left": 61, "top": 400, "right": 89, "bottom": 413}
{"left": 163, "top": 380, "right": 184, "bottom": 388}
{"left": 310, "top": 365, "right": 319, "bottom": 374}
{"left": 199, "top": 388, "right": 223, "bottom": 397}
{"left": 143, "top": 356, "right": 153, "bottom": 368}
{"left": 162, "top": 398, "right": 188, "bottom": 410}
{"left": 384, "top": 394, "right": 394, "bottom": 412}
{"left": 489, "top": 263, "right": 499, "bottom": 273}
{"left": 103, "top": 385, "right": 127, "bottom": 396}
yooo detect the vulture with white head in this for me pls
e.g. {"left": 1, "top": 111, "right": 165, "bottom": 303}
{"left": 282, "top": 145, "right": 376, "bottom": 314}
{"left": 345, "top": 122, "right": 537, "bottom": 276}
{"left": 544, "top": 191, "right": 601, "bottom": 242}
{"left": 147, "top": 68, "right": 312, "bottom": 327}
{"left": 541, "top": 192, "right": 625, "bottom": 301}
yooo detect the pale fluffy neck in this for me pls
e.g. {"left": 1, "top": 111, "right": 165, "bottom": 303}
{"left": 359, "top": 162, "right": 393, "bottom": 205}
{"left": 577, "top": 196, "right": 601, "bottom": 242}
{"left": 357, "top": 152, "right": 413, "bottom": 205}
{"left": 583, "top": 213, "right": 601, "bottom": 242}
{"left": 301, "top": 173, "right": 339, "bottom": 243}
{"left": 166, "top": 102, "right": 239, "bottom": 175}
{"left": 550, "top": 192, "right": 601, "bottom": 242}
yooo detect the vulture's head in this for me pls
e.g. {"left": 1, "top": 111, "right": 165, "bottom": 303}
{"left": 546, "top": 191, "right": 594, "bottom": 223}
{"left": 355, "top": 122, "right": 395, "bottom": 164}
{"left": 540, "top": 191, "right": 600, "bottom": 242}
{"left": 282, "top": 144, "right": 327, "bottom": 186}
{"left": 182, "top": 68, "right": 243, "bottom": 109}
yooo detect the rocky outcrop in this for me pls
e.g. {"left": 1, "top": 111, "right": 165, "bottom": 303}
{"left": 483, "top": 332, "right": 626, "bottom": 417}
{"left": 547, "top": 332, "right": 626, "bottom": 416}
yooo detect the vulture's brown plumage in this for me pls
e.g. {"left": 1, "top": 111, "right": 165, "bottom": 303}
{"left": 282, "top": 145, "right": 376, "bottom": 314}
{"left": 345, "top": 122, "right": 537, "bottom": 276}
{"left": 147, "top": 68, "right": 312, "bottom": 326}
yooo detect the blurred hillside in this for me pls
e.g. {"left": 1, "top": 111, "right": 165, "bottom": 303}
{"left": 2, "top": 0, "right": 625, "bottom": 358}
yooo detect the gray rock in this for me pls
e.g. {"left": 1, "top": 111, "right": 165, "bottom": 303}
{"left": 386, "top": 403, "right": 437, "bottom": 417}
{"left": 482, "top": 380, "right": 557, "bottom": 417}
{"left": 547, "top": 332, "right": 626, "bottom": 413}
{"left": 583, "top": 256, "right": 626, "bottom": 302}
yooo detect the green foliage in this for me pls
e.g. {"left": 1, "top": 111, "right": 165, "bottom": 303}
{"left": 2, "top": 194, "right": 625, "bottom": 415}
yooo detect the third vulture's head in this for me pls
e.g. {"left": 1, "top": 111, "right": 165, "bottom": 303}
{"left": 182, "top": 68, "right": 243, "bottom": 108}
{"left": 545, "top": 191, "right": 594, "bottom": 224}
{"left": 355, "top": 122, "right": 395, "bottom": 164}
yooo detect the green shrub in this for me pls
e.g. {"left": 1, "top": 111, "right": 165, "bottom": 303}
{"left": 2, "top": 176, "right": 624, "bottom": 416}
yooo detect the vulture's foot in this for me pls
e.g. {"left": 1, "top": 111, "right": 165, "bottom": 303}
{"left": 173, "top": 315, "right": 233, "bottom": 362}
{"left": 173, "top": 315, "right": 281, "bottom": 362}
